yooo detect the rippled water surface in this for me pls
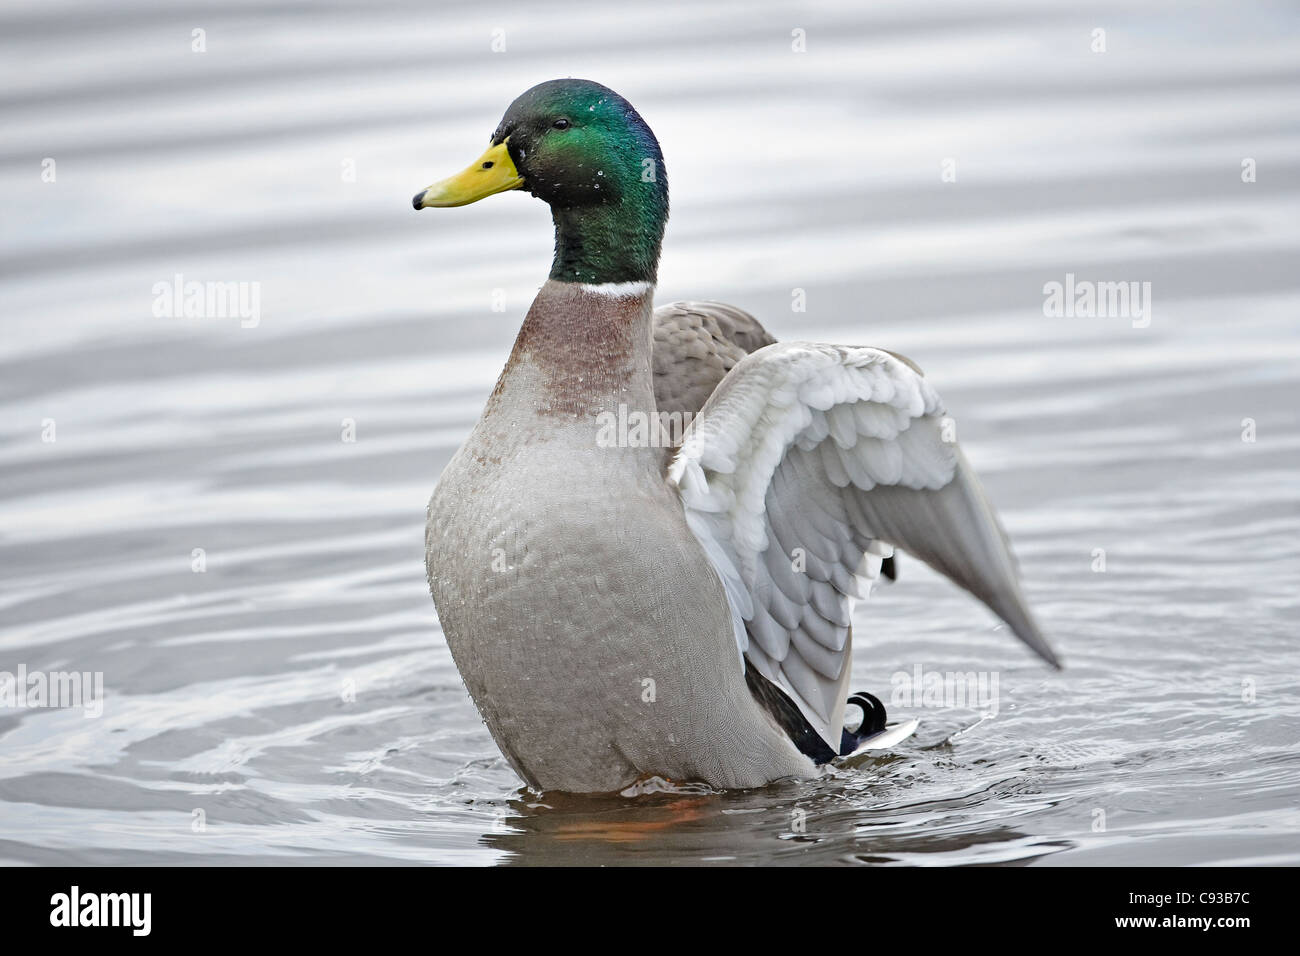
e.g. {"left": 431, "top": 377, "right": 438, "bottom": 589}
{"left": 2, "top": 0, "right": 1299, "bottom": 865}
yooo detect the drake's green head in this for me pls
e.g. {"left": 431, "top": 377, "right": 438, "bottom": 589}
{"left": 413, "top": 79, "right": 669, "bottom": 286}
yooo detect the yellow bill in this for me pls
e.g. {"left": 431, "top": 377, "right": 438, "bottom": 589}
{"left": 413, "top": 139, "right": 523, "bottom": 209}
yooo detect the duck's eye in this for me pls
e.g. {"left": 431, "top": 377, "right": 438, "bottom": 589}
{"left": 552, "top": 118, "right": 571, "bottom": 130}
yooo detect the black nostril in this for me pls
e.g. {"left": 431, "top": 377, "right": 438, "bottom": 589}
{"left": 411, "top": 191, "right": 425, "bottom": 210}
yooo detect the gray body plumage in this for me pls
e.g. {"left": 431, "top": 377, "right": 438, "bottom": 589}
{"left": 426, "top": 285, "right": 813, "bottom": 792}
{"left": 426, "top": 283, "right": 1056, "bottom": 793}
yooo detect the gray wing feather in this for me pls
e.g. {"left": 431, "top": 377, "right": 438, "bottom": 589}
{"left": 668, "top": 340, "right": 1059, "bottom": 751}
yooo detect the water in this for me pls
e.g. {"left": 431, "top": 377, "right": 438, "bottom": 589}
{"left": 2, "top": 0, "right": 1298, "bottom": 865}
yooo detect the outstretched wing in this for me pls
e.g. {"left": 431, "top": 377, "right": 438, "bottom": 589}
{"left": 666, "top": 341, "right": 1059, "bottom": 751}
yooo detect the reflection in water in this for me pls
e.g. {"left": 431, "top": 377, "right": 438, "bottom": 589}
{"left": 486, "top": 762, "right": 1066, "bottom": 866}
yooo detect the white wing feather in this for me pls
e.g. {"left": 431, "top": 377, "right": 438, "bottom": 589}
{"left": 667, "top": 342, "right": 1059, "bottom": 751}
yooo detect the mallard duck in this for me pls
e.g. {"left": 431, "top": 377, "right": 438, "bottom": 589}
{"left": 415, "top": 79, "right": 1059, "bottom": 793}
